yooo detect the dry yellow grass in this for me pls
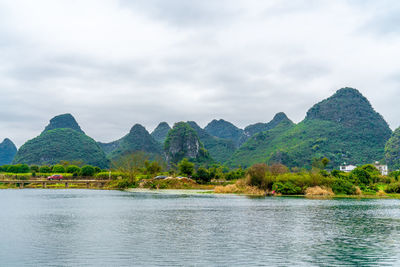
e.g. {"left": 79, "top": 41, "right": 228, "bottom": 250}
{"left": 214, "top": 184, "right": 240, "bottom": 194}
{"left": 305, "top": 186, "right": 334, "bottom": 197}
{"left": 377, "top": 189, "right": 386, "bottom": 197}
{"left": 355, "top": 186, "right": 362, "bottom": 195}
{"left": 214, "top": 179, "right": 265, "bottom": 196}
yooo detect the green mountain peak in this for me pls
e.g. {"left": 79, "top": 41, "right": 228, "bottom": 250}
{"left": 0, "top": 138, "right": 17, "bottom": 165}
{"left": 43, "top": 113, "right": 84, "bottom": 134}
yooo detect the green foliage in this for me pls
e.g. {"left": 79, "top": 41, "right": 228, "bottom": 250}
{"left": 349, "top": 165, "right": 380, "bottom": 186}
{"left": 208, "top": 164, "right": 225, "bottom": 180}
{"left": 240, "top": 113, "right": 292, "bottom": 145}
{"left": 226, "top": 120, "right": 294, "bottom": 168}
{"left": 5, "top": 164, "right": 30, "bottom": 173}
{"left": 112, "top": 179, "right": 136, "bottom": 189}
{"left": 331, "top": 179, "right": 356, "bottom": 195}
{"left": 193, "top": 167, "right": 210, "bottom": 183}
{"left": 390, "top": 170, "right": 400, "bottom": 181}
{"left": 225, "top": 167, "right": 245, "bottom": 180}
{"left": 13, "top": 128, "right": 109, "bottom": 168}
{"left": 30, "top": 165, "right": 39, "bottom": 172}
{"left": 178, "top": 158, "right": 195, "bottom": 176}
{"left": 108, "top": 124, "right": 162, "bottom": 161}
{"left": 385, "top": 182, "right": 400, "bottom": 193}
{"left": 52, "top": 164, "right": 65, "bottom": 173}
{"left": 66, "top": 165, "right": 81, "bottom": 174}
{"left": 80, "top": 165, "right": 95, "bottom": 177}
{"left": 43, "top": 113, "right": 84, "bottom": 134}
{"left": 145, "top": 161, "right": 162, "bottom": 176}
{"left": 39, "top": 165, "right": 51, "bottom": 173}
{"left": 247, "top": 163, "right": 271, "bottom": 190}
{"left": 385, "top": 127, "right": 400, "bottom": 170}
{"left": 272, "top": 181, "right": 302, "bottom": 195}
{"left": 228, "top": 88, "right": 391, "bottom": 169}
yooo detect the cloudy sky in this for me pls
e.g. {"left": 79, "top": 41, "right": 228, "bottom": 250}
{"left": 1, "top": 0, "right": 400, "bottom": 146}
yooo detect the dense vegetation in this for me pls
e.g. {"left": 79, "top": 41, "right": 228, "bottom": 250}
{"left": 6, "top": 88, "right": 399, "bottom": 173}
{"left": 107, "top": 124, "right": 162, "bottom": 161}
{"left": 43, "top": 113, "right": 84, "bottom": 134}
{"left": 205, "top": 119, "right": 244, "bottom": 147}
{"left": 228, "top": 88, "right": 392, "bottom": 169}
{"left": 0, "top": 138, "right": 17, "bottom": 165}
{"left": 13, "top": 128, "right": 109, "bottom": 168}
{"left": 239, "top": 112, "right": 293, "bottom": 145}
{"left": 151, "top": 122, "right": 171, "bottom": 143}
{"left": 216, "top": 159, "right": 395, "bottom": 197}
{"left": 226, "top": 119, "right": 295, "bottom": 167}
{"left": 385, "top": 127, "right": 400, "bottom": 170}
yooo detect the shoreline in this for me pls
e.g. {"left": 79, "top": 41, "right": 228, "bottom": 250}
{"left": 1, "top": 182, "right": 400, "bottom": 199}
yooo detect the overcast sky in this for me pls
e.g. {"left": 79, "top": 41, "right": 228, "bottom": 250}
{"left": 1, "top": 0, "right": 400, "bottom": 146}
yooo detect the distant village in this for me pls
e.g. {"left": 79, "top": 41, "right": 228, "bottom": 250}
{"left": 340, "top": 162, "right": 388, "bottom": 176}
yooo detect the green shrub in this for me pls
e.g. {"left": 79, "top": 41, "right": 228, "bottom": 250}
{"left": 367, "top": 184, "right": 379, "bottom": 192}
{"left": 272, "top": 181, "right": 302, "bottom": 195}
{"left": 66, "top": 165, "right": 81, "bottom": 174}
{"left": 225, "top": 168, "right": 245, "bottom": 180}
{"left": 80, "top": 165, "right": 95, "bottom": 177}
{"left": 350, "top": 168, "right": 372, "bottom": 185}
{"left": 193, "top": 167, "right": 210, "bottom": 183}
{"left": 247, "top": 163, "right": 269, "bottom": 189}
{"left": 115, "top": 179, "right": 135, "bottom": 189}
{"left": 332, "top": 179, "right": 356, "bottom": 195}
{"left": 39, "top": 166, "right": 51, "bottom": 173}
{"left": 178, "top": 158, "right": 195, "bottom": 176}
{"left": 5, "top": 164, "right": 30, "bottom": 173}
{"left": 52, "top": 164, "right": 65, "bottom": 173}
{"left": 385, "top": 183, "right": 400, "bottom": 193}
{"left": 378, "top": 176, "right": 393, "bottom": 184}
{"left": 30, "top": 165, "right": 39, "bottom": 173}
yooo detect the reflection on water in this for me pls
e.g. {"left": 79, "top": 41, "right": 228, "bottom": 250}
{"left": 0, "top": 190, "right": 400, "bottom": 266}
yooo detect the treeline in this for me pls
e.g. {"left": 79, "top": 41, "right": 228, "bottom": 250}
{"left": 219, "top": 158, "right": 396, "bottom": 196}
{"left": 0, "top": 163, "right": 106, "bottom": 177}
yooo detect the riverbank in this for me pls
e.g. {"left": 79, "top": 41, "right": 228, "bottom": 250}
{"left": 2, "top": 179, "right": 400, "bottom": 199}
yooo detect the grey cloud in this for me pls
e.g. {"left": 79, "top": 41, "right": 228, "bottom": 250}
{"left": 119, "top": 0, "right": 239, "bottom": 27}
{"left": 0, "top": 0, "right": 399, "bottom": 146}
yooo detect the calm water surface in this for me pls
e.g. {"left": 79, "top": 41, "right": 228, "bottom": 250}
{"left": 1, "top": 189, "right": 400, "bottom": 266}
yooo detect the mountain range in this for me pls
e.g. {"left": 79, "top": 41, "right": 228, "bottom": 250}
{"left": 3, "top": 87, "right": 400, "bottom": 171}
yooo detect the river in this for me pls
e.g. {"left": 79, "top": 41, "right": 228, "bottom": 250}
{"left": 0, "top": 189, "right": 399, "bottom": 266}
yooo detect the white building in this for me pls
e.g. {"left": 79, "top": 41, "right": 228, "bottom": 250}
{"left": 340, "top": 164, "right": 357, "bottom": 173}
{"left": 374, "top": 162, "right": 388, "bottom": 176}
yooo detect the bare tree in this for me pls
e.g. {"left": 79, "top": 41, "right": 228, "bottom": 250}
{"left": 111, "top": 151, "right": 149, "bottom": 183}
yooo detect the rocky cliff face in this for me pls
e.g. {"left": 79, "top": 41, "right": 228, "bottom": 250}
{"left": 164, "top": 122, "right": 211, "bottom": 164}
{"left": 151, "top": 122, "right": 171, "bottom": 143}
{"left": 43, "top": 113, "right": 84, "bottom": 134}
{"left": 0, "top": 138, "right": 17, "bottom": 165}
{"left": 187, "top": 121, "right": 236, "bottom": 163}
